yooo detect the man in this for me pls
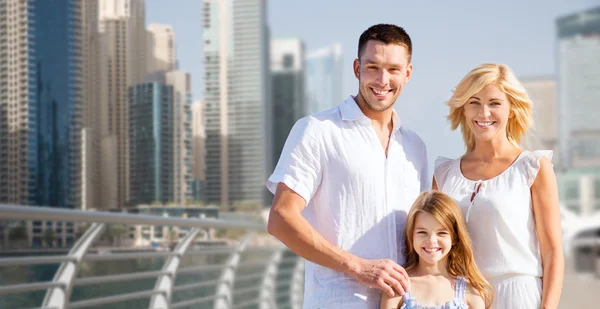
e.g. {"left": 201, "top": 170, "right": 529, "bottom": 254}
{"left": 266, "top": 24, "right": 429, "bottom": 308}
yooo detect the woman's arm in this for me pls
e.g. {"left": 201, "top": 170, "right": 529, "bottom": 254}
{"left": 531, "top": 157, "right": 565, "bottom": 309}
{"left": 465, "top": 285, "right": 486, "bottom": 309}
{"left": 380, "top": 291, "right": 402, "bottom": 309}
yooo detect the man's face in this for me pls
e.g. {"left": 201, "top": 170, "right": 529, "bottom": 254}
{"left": 354, "top": 40, "right": 412, "bottom": 112}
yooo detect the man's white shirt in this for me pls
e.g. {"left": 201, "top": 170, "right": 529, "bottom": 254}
{"left": 267, "top": 96, "right": 428, "bottom": 309}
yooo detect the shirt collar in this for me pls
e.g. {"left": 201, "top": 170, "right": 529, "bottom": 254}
{"left": 339, "top": 95, "right": 402, "bottom": 133}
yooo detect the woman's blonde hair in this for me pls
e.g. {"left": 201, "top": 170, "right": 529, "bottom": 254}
{"left": 404, "top": 191, "right": 493, "bottom": 308}
{"left": 447, "top": 63, "right": 533, "bottom": 152}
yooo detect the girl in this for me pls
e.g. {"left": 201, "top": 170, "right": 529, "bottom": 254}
{"left": 434, "top": 63, "right": 564, "bottom": 308}
{"left": 380, "top": 191, "right": 492, "bottom": 309}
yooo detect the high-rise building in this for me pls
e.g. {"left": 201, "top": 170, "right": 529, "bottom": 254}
{"left": 305, "top": 43, "right": 343, "bottom": 115}
{"left": 99, "top": 0, "right": 147, "bottom": 84}
{"left": 81, "top": 0, "right": 106, "bottom": 210}
{"left": 557, "top": 6, "right": 600, "bottom": 170}
{"left": 521, "top": 76, "right": 558, "bottom": 163}
{"left": 0, "top": 0, "right": 84, "bottom": 209}
{"left": 144, "top": 71, "right": 193, "bottom": 203}
{"left": 147, "top": 23, "right": 177, "bottom": 73}
{"left": 270, "top": 38, "right": 305, "bottom": 172}
{"left": 203, "top": 0, "right": 271, "bottom": 210}
{"left": 0, "top": 0, "right": 38, "bottom": 206}
{"left": 40, "top": 0, "right": 80, "bottom": 209}
{"left": 129, "top": 82, "right": 174, "bottom": 205}
{"left": 192, "top": 100, "right": 206, "bottom": 201}
{"left": 99, "top": 0, "right": 148, "bottom": 208}
{"left": 167, "top": 72, "right": 193, "bottom": 203}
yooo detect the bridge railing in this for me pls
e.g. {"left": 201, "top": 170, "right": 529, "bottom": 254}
{"left": 0, "top": 204, "right": 304, "bottom": 309}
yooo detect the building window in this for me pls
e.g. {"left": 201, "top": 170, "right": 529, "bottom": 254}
{"left": 283, "top": 54, "right": 294, "bottom": 69}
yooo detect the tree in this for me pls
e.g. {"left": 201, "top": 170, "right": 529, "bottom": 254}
{"left": 6, "top": 221, "right": 28, "bottom": 249}
{"left": 215, "top": 228, "right": 247, "bottom": 240}
{"left": 109, "top": 224, "right": 126, "bottom": 247}
{"left": 75, "top": 223, "right": 90, "bottom": 239}
{"left": 230, "top": 200, "right": 263, "bottom": 212}
{"left": 167, "top": 228, "right": 179, "bottom": 243}
{"left": 9, "top": 221, "right": 27, "bottom": 241}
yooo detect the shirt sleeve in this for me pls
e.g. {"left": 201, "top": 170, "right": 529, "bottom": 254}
{"left": 266, "top": 117, "right": 323, "bottom": 205}
{"left": 419, "top": 142, "right": 430, "bottom": 192}
{"left": 524, "top": 150, "right": 553, "bottom": 187}
{"left": 433, "top": 156, "right": 454, "bottom": 190}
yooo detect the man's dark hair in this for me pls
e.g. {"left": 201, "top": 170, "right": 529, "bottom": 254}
{"left": 357, "top": 24, "right": 412, "bottom": 62}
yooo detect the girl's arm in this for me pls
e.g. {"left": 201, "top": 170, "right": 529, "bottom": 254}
{"left": 380, "top": 291, "right": 402, "bottom": 309}
{"left": 531, "top": 157, "right": 564, "bottom": 309}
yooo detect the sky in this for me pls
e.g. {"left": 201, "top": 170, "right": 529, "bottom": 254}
{"left": 146, "top": 0, "right": 599, "bottom": 171}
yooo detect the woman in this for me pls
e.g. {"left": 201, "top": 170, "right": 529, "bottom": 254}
{"left": 433, "top": 63, "right": 564, "bottom": 308}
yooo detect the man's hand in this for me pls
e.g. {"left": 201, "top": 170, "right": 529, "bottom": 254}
{"left": 269, "top": 183, "right": 410, "bottom": 297}
{"left": 345, "top": 258, "right": 410, "bottom": 297}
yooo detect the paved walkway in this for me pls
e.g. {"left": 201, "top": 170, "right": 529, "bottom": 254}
{"left": 559, "top": 259, "right": 600, "bottom": 308}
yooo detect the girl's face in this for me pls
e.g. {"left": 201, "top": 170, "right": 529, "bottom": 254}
{"left": 412, "top": 212, "right": 453, "bottom": 265}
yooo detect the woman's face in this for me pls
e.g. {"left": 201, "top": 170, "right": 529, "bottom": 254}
{"left": 463, "top": 84, "right": 512, "bottom": 144}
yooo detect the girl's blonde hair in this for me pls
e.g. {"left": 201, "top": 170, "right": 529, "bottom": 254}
{"left": 404, "top": 191, "right": 493, "bottom": 308}
{"left": 447, "top": 63, "right": 533, "bottom": 152}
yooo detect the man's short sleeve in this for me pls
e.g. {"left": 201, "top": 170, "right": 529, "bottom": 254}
{"left": 266, "top": 117, "right": 322, "bottom": 205}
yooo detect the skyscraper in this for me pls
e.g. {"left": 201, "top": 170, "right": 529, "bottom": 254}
{"left": 99, "top": 0, "right": 147, "bottom": 84}
{"left": 147, "top": 23, "right": 177, "bottom": 73}
{"left": 81, "top": 0, "right": 105, "bottom": 210}
{"left": 0, "top": 0, "right": 83, "bottom": 209}
{"left": 166, "top": 71, "right": 193, "bottom": 203}
{"left": 305, "top": 43, "right": 344, "bottom": 115}
{"left": 203, "top": 0, "right": 271, "bottom": 210}
{"left": 129, "top": 82, "right": 174, "bottom": 205}
{"left": 144, "top": 71, "right": 193, "bottom": 203}
{"left": 192, "top": 100, "right": 206, "bottom": 201}
{"left": 557, "top": 6, "right": 600, "bottom": 170}
{"left": 99, "top": 0, "right": 148, "bottom": 208}
{"left": 270, "top": 38, "right": 305, "bottom": 172}
{"left": 0, "top": 0, "right": 37, "bottom": 206}
{"left": 521, "top": 76, "right": 558, "bottom": 163}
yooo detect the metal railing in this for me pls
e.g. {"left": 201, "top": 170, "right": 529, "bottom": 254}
{"left": 0, "top": 204, "right": 304, "bottom": 309}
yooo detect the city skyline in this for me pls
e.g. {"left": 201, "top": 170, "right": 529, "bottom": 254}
{"left": 271, "top": 37, "right": 306, "bottom": 175}
{"left": 144, "top": 0, "right": 600, "bottom": 215}
{"left": 0, "top": 0, "right": 598, "bottom": 212}
{"left": 0, "top": 2, "right": 598, "bottom": 308}
{"left": 202, "top": 0, "right": 272, "bottom": 210}
{"left": 305, "top": 43, "right": 344, "bottom": 115}
{"left": 147, "top": 0, "right": 600, "bottom": 170}
{"left": 557, "top": 6, "right": 600, "bottom": 170}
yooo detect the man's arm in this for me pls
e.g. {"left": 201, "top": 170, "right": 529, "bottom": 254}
{"left": 268, "top": 182, "right": 410, "bottom": 297}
